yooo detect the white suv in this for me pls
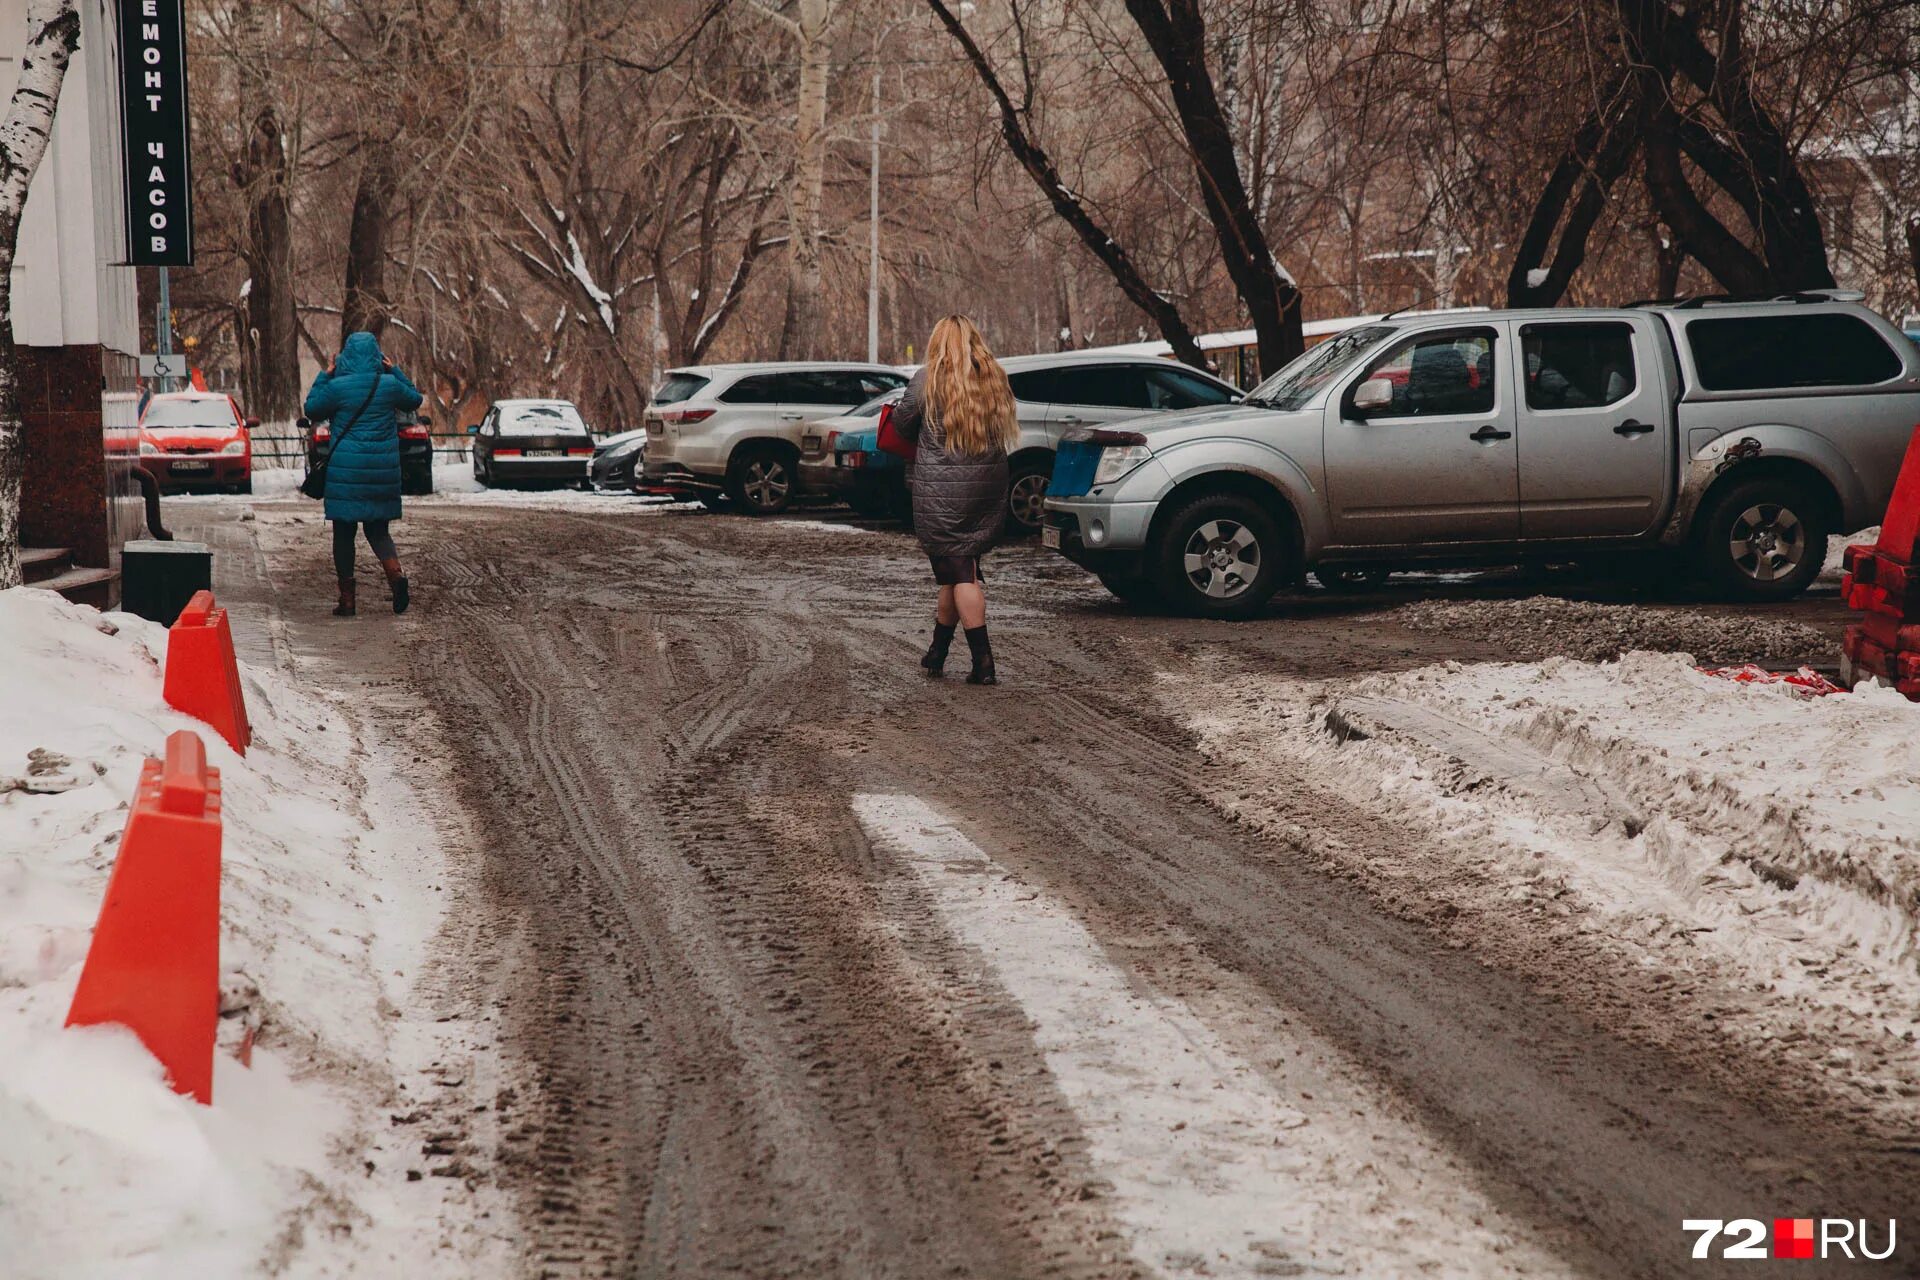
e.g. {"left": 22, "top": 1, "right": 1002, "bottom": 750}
{"left": 641, "top": 362, "right": 908, "bottom": 514}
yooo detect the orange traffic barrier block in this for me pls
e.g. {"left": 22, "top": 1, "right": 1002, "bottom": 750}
{"left": 65, "top": 731, "right": 223, "bottom": 1104}
{"left": 163, "top": 590, "right": 251, "bottom": 755}
{"left": 1877, "top": 424, "right": 1920, "bottom": 563}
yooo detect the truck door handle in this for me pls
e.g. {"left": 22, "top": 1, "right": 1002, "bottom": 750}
{"left": 1613, "top": 419, "right": 1654, "bottom": 436}
{"left": 1469, "top": 424, "right": 1512, "bottom": 443}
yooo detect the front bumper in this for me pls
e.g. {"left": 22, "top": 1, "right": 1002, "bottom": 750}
{"left": 148, "top": 455, "right": 251, "bottom": 489}
{"left": 591, "top": 449, "right": 642, "bottom": 489}
{"left": 1043, "top": 496, "right": 1158, "bottom": 553}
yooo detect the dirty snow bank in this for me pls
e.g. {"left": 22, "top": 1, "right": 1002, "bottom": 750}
{"left": 1391, "top": 596, "right": 1833, "bottom": 664}
{"left": 1160, "top": 650, "right": 1920, "bottom": 1113}
{"left": 0, "top": 588, "right": 513, "bottom": 1278}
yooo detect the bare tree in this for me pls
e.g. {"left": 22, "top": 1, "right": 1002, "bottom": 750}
{"left": 0, "top": 0, "right": 81, "bottom": 588}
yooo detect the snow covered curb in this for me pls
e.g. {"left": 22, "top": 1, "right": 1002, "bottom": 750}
{"left": 0, "top": 588, "right": 510, "bottom": 1277}
{"left": 1158, "top": 649, "right": 1920, "bottom": 1110}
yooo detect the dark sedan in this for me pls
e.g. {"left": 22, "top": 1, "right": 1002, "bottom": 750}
{"left": 301, "top": 412, "right": 435, "bottom": 495}
{"left": 590, "top": 428, "right": 647, "bottom": 490}
{"left": 470, "top": 399, "right": 595, "bottom": 488}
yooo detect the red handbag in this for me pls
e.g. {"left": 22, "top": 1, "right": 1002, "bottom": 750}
{"left": 875, "top": 402, "right": 916, "bottom": 461}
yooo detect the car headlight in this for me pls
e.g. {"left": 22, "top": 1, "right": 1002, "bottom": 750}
{"left": 138, "top": 441, "right": 160, "bottom": 456}
{"left": 1092, "top": 441, "right": 1153, "bottom": 485}
{"left": 222, "top": 440, "right": 247, "bottom": 455}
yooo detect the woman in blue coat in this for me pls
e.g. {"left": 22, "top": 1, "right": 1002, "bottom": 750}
{"left": 304, "top": 331, "right": 424, "bottom": 615}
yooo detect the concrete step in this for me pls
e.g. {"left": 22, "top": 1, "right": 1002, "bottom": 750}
{"left": 20, "top": 546, "right": 73, "bottom": 584}
{"left": 33, "top": 565, "right": 119, "bottom": 609}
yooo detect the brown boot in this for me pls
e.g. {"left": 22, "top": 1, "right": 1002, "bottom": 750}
{"left": 332, "top": 579, "right": 357, "bottom": 617}
{"left": 380, "top": 557, "right": 410, "bottom": 615}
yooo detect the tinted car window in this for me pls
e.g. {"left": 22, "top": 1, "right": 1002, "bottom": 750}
{"left": 720, "top": 374, "right": 785, "bottom": 404}
{"left": 1361, "top": 329, "right": 1496, "bottom": 417}
{"left": 1007, "top": 368, "right": 1066, "bottom": 403}
{"left": 1047, "top": 365, "right": 1152, "bottom": 409}
{"left": 653, "top": 373, "right": 710, "bottom": 405}
{"left": 1686, "top": 314, "right": 1903, "bottom": 391}
{"left": 1521, "top": 323, "right": 1637, "bottom": 410}
{"left": 1146, "top": 366, "right": 1236, "bottom": 410}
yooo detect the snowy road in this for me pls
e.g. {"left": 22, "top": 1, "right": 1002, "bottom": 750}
{"left": 183, "top": 499, "right": 1912, "bottom": 1278}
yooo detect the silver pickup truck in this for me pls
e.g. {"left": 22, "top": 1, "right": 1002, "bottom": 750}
{"left": 1042, "top": 295, "right": 1920, "bottom": 618}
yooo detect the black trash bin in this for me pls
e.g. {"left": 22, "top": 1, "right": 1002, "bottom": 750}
{"left": 120, "top": 539, "right": 212, "bottom": 624}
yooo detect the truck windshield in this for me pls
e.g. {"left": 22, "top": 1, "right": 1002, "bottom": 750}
{"left": 1244, "top": 325, "right": 1397, "bottom": 411}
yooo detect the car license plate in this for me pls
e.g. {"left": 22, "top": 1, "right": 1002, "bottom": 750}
{"left": 1040, "top": 524, "right": 1061, "bottom": 549}
{"left": 171, "top": 460, "right": 211, "bottom": 473}
{"left": 524, "top": 449, "right": 562, "bottom": 458}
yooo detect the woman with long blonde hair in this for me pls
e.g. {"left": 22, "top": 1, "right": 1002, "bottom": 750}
{"left": 890, "top": 315, "right": 1019, "bottom": 684}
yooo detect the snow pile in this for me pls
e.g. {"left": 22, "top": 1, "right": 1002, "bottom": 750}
{"left": 1391, "top": 595, "right": 1833, "bottom": 664}
{"left": 0, "top": 588, "right": 498, "bottom": 1277}
{"left": 1162, "top": 650, "right": 1920, "bottom": 1108}
{"left": 1823, "top": 526, "right": 1881, "bottom": 583}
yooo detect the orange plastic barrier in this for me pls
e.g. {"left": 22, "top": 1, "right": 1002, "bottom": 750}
{"left": 1840, "top": 428, "right": 1920, "bottom": 698}
{"left": 65, "top": 731, "right": 223, "bottom": 1103}
{"left": 162, "top": 591, "right": 251, "bottom": 755}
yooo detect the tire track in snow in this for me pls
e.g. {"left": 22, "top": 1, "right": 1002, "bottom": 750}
{"left": 855, "top": 792, "right": 1572, "bottom": 1280}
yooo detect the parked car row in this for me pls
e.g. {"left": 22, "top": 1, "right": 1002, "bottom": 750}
{"left": 637, "top": 351, "right": 1241, "bottom": 531}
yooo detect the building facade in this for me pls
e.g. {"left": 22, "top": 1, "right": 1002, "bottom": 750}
{"left": 5, "top": 0, "right": 143, "bottom": 594}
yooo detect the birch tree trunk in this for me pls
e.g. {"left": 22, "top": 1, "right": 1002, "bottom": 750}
{"left": 0, "top": 0, "right": 82, "bottom": 590}
{"left": 777, "top": 0, "right": 831, "bottom": 360}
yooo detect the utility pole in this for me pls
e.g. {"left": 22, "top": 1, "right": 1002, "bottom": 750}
{"left": 867, "top": 60, "right": 881, "bottom": 363}
{"left": 155, "top": 267, "right": 174, "bottom": 392}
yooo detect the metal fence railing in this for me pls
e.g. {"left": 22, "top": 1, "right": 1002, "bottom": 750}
{"left": 246, "top": 431, "right": 476, "bottom": 470}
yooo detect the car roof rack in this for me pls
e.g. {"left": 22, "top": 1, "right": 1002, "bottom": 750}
{"left": 1629, "top": 289, "right": 1866, "bottom": 309}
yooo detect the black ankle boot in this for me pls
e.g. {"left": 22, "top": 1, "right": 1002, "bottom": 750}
{"left": 922, "top": 622, "right": 957, "bottom": 677}
{"left": 963, "top": 625, "right": 996, "bottom": 685}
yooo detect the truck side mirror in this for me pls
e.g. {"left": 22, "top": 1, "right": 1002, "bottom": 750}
{"left": 296, "top": 416, "right": 311, "bottom": 432}
{"left": 1352, "top": 377, "right": 1395, "bottom": 414}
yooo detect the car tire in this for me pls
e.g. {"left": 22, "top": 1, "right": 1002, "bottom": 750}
{"left": 1097, "top": 569, "right": 1161, "bottom": 608}
{"left": 473, "top": 454, "right": 490, "bottom": 487}
{"left": 1691, "top": 476, "right": 1829, "bottom": 601}
{"left": 1313, "top": 566, "right": 1391, "bottom": 592}
{"left": 1151, "top": 490, "right": 1288, "bottom": 620}
{"left": 727, "top": 446, "right": 795, "bottom": 516}
{"left": 1005, "top": 457, "right": 1052, "bottom": 536}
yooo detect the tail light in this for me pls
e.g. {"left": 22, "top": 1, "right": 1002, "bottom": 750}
{"left": 493, "top": 448, "right": 523, "bottom": 457}
{"left": 313, "top": 425, "right": 331, "bottom": 442}
{"left": 657, "top": 408, "right": 715, "bottom": 424}
{"left": 566, "top": 448, "right": 592, "bottom": 456}
{"left": 399, "top": 423, "right": 430, "bottom": 440}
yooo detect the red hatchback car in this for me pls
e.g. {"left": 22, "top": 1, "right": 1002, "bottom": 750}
{"left": 138, "top": 392, "right": 256, "bottom": 493}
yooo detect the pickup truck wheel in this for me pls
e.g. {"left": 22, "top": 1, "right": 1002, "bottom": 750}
{"left": 1152, "top": 492, "right": 1286, "bottom": 620}
{"left": 728, "top": 446, "right": 794, "bottom": 515}
{"left": 1693, "top": 478, "right": 1829, "bottom": 601}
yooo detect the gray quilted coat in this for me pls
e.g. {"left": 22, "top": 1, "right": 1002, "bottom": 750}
{"left": 894, "top": 368, "right": 1009, "bottom": 557}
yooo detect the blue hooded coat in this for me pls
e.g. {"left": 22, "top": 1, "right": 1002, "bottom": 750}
{"left": 303, "top": 331, "right": 424, "bottom": 523}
